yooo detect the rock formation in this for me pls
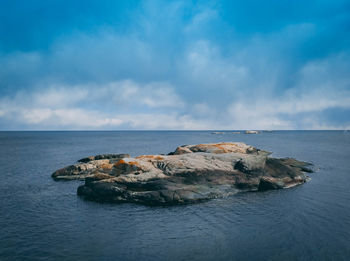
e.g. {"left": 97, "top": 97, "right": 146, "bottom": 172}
{"left": 52, "top": 142, "right": 313, "bottom": 205}
{"left": 245, "top": 130, "right": 260, "bottom": 134}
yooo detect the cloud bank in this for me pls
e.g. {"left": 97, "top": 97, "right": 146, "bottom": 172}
{"left": 0, "top": 0, "right": 349, "bottom": 130}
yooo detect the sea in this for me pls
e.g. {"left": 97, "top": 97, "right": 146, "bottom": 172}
{"left": 0, "top": 131, "right": 349, "bottom": 261}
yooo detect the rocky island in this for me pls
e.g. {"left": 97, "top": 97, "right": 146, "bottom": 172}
{"left": 52, "top": 142, "right": 313, "bottom": 205}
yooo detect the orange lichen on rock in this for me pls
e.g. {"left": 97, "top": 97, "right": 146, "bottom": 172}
{"left": 114, "top": 159, "right": 140, "bottom": 168}
{"left": 114, "top": 159, "right": 126, "bottom": 167}
{"left": 136, "top": 155, "right": 164, "bottom": 161}
{"left": 113, "top": 159, "right": 142, "bottom": 174}
{"left": 187, "top": 142, "right": 251, "bottom": 154}
{"left": 212, "top": 143, "right": 236, "bottom": 153}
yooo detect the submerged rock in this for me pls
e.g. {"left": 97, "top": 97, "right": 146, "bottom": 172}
{"left": 52, "top": 142, "right": 313, "bottom": 205}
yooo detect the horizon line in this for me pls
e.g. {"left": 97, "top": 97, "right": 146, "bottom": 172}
{"left": 0, "top": 129, "right": 348, "bottom": 132}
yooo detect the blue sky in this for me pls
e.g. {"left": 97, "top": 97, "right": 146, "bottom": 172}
{"left": 0, "top": 0, "right": 349, "bottom": 130}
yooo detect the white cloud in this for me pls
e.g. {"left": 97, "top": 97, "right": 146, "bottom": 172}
{"left": 0, "top": 105, "right": 211, "bottom": 130}
{"left": 0, "top": 80, "right": 197, "bottom": 130}
{"left": 0, "top": 17, "right": 349, "bottom": 130}
{"left": 107, "top": 80, "right": 185, "bottom": 108}
{"left": 227, "top": 92, "right": 350, "bottom": 129}
{"left": 181, "top": 40, "right": 248, "bottom": 91}
{"left": 0, "top": 70, "right": 349, "bottom": 130}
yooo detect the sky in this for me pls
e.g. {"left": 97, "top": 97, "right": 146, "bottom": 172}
{"left": 0, "top": 0, "right": 350, "bottom": 130}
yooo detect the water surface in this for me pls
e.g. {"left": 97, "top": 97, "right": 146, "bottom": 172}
{"left": 0, "top": 131, "right": 349, "bottom": 260}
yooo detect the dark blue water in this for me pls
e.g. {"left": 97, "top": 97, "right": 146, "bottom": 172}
{"left": 0, "top": 131, "right": 349, "bottom": 261}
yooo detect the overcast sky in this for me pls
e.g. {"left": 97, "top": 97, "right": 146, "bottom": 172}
{"left": 0, "top": 0, "right": 349, "bottom": 130}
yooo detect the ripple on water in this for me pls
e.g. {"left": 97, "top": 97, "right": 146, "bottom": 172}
{"left": 0, "top": 131, "right": 350, "bottom": 260}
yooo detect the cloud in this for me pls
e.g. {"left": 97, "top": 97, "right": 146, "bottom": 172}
{"left": 226, "top": 52, "right": 350, "bottom": 129}
{"left": 228, "top": 94, "right": 350, "bottom": 130}
{"left": 0, "top": 80, "right": 199, "bottom": 130}
{"left": 181, "top": 40, "right": 248, "bottom": 91}
{"left": 106, "top": 81, "right": 185, "bottom": 108}
{"left": 1, "top": 42, "right": 349, "bottom": 130}
{"left": 184, "top": 8, "right": 218, "bottom": 33}
{"left": 0, "top": 1, "right": 349, "bottom": 130}
{"left": 0, "top": 107, "right": 211, "bottom": 131}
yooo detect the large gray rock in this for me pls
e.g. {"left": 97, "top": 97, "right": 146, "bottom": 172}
{"left": 52, "top": 154, "right": 129, "bottom": 180}
{"left": 52, "top": 142, "right": 313, "bottom": 205}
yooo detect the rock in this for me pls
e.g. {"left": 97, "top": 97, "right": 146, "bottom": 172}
{"left": 52, "top": 154, "right": 128, "bottom": 180}
{"left": 77, "top": 154, "right": 130, "bottom": 163}
{"left": 245, "top": 130, "right": 259, "bottom": 134}
{"left": 172, "top": 142, "right": 263, "bottom": 155}
{"left": 52, "top": 142, "right": 313, "bottom": 205}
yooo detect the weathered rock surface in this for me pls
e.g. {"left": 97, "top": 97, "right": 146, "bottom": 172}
{"left": 52, "top": 154, "right": 129, "bottom": 180}
{"left": 245, "top": 130, "right": 260, "bottom": 134}
{"left": 52, "top": 142, "right": 313, "bottom": 205}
